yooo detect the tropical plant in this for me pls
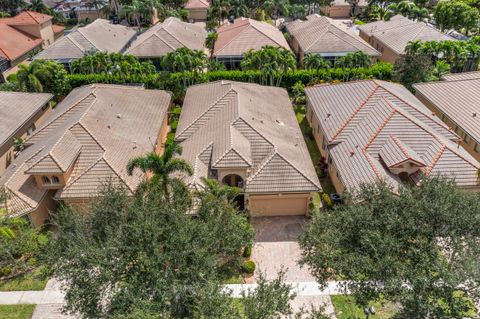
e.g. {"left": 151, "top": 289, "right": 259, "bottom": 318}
{"left": 70, "top": 52, "right": 156, "bottom": 75}
{"left": 0, "top": 216, "right": 49, "bottom": 278}
{"left": 241, "top": 45, "right": 296, "bottom": 86}
{"left": 386, "top": 0, "right": 429, "bottom": 21}
{"left": 335, "top": 51, "right": 372, "bottom": 68}
{"left": 126, "top": 143, "right": 193, "bottom": 198}
{"left": 15, "top": 60, "right": 69, "bottom": 98}
{"left": 300, "top": 176, "right": 480, "bottom": 319}
{"left": 206, "top": 32, "right": 218, "bottom": 54}
{"left": 161, "top": 47, "right": 209, "bottom": 86}
{"left": 12, "top": 137, "right": 24, "bottom": 152}
{"left": 120, "top": 0, "right": 160, "bottom": 26}
{"left": 434, "top": 0, "right": 480, "bottom": 35}
{"left": 27, "top": 0, "right": 47, "bottom": 12}
{"left": 303, "top": 53, "right": 331, "bottom": 71}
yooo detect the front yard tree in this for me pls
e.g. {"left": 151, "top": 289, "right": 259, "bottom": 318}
{"left": 299, "top": 177, "right": 480, "bottom": 318}
{"left": 434, "top": 0, "right": 480, "bottom": 34}
{"left": 43, "top": 178, "right": 254, "bottom": 318}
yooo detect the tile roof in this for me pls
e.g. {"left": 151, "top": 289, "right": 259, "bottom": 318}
{"left": 441, "top": 71, "right": 480, "bottom": 81}
{"left": 358, "top": 15, "right": 454, "bottom": 55}
{"left": 175, "top": 81, "right": 321, "bottom": 193}
{"left": 51, "top": 24, "right": 65, "bottom": 34}
{"left": 34, "top": 19, "right": 136, "bottom": 62}
{"left": 286, "top": 14, "right": 379, "bottom": 56}
{"left": 0, "top": 10, "right": 52, "bottom": 25}
{"left": 413, "top": 73, "right": 480, "bottom": 145}
{"left": 0, "top": 92, "right": 53, "bottom": 148}
{"left": 185, "top": 0, "right": 210, "bottom": 9}
{"left": 0, "top": 24, "right": 43, "bottom": 61}
{"left": 125, "top": 17, "right": 207, "bottom": 58}
{"left": 0, "top": 84, "right": 171, "bottom": 217}
{"left": 305, "top": 80, "right": 480, "bottom": 192}
{"left": 213, "top": 18, "right": 291, "bottom": 57}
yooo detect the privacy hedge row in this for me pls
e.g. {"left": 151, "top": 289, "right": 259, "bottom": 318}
{"left": 66, "top": 62, "right": 393, "bottom": 98}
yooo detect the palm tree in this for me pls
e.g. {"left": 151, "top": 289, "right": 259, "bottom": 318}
{"left": 27, "top": 0, "right": 47, "bottom": 12}
{"left": 120, "top": 0, "right": 143, "bottom": 26}
{"left": 197, "top": 177, "right": 240, "bottom": 203}
{"left": 405, "top": 40, "right": 423, "bottom": 55}
{"left": 16, "top": 63, "right": 44, "bottom": 93}
{"left": 304, "top": 53, "right": 331, "bottom": 71}
{"left": 127, "top": 143, "right": 193, "bottom": 197}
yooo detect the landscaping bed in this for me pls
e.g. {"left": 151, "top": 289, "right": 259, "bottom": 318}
{"left": 0, "top": 267, "right": 48, "bottom": 291}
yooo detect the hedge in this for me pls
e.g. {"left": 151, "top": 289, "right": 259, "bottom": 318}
{"left": 66, "top": 62, "right": 393, "bottom": 100}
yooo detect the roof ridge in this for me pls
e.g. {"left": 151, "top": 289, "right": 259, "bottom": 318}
{"left": 25, "top": 152, "right": 62, "bottom": 173}
{"left": 2, "top": 186, "right": 34, "bottom": 215}
{"left": 377, "top": 82, "right": 457, "bottom": 139}
{"left": 176, "top": 86, "right": 235, "bottom": 139}
{"left": 364, "top": 107, "right": 397, "bottom": 149}
{"left": 275, "top": 152, "right": 322, "bottom": 189}
{"left": 329, "top": 83, "right": 380, "bottom": 142}
{"left": 161, "top": 21, "right": 189, "bottom": 47}
{"left": 215, "top": 21, "right": 251, "bottom": 54}
{"left": 76, "top": 28, "right": 100, "bottom": 51}
{"left": 25, "top": 91, "right": 96, "bottom": 144}
{"left": 101, "top": 156, "right": 135, "bottom": 192}
{"left": 246, "top": 148, "right": 277, "bottom": 182}
{"left": 249, "top": 21, "right": 285, "bottom": 47}
{"left": 48, "top": 130, "right": 80, "bottom": 172}
{"left": 443, "top": 143, "right": 479, "bottom": 170}
{"left": 60, "top": 156, "right": 104, "bottom": 191}
{"left": 390, "top": 135, "right": 410, "bottom": 158}
{"left": 362, "top": 148, "right": 383, "bottom": 181}
{"left": 234, "top": 117, "right": 275, "bottom": 150}
{"left": 424, "top": 144, "right": 446, "bottom": 175}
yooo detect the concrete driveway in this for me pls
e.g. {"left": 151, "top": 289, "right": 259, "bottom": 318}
{"left": 251, "top": 216, "right": 316, "bottom": 282}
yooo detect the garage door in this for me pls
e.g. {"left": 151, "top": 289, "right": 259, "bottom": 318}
{"left": 249, "top": 194, "right": 309, "bottom": 217}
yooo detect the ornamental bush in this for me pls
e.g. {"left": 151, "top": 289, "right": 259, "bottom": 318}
{"left": 242, "top": 260, "right": 256, "bottom": 274}
{"left": 243, "top": 245, "right": 252, "bottom": 258}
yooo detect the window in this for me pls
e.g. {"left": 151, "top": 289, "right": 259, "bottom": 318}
{"left": 27, "top": 123, "right": 36, "bottom": 136}
{"left": 464, "top": 134, "right": 470, "bottom": 144}
{"left": 328, "top": 155, "right": 333, "bottom": 165}
{"left": 51, "top": 176, "right": 60, "bottom": 184}
{"left": 475, "top": 143, "right": 480, "bottom": 153}
{"left": 42, "top": 176, "right": 51, "bottom": 184}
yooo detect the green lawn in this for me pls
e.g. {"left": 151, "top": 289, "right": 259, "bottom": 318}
{"left": 0, "top": 305, "right": 36, "bottom": 319}
{"left": 0, "top": 268, "right": 48, "bottom": 291}
{"left": 331, "top": 295, "right": 398, "bottom": 319}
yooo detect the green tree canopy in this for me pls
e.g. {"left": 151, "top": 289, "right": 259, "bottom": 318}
{"left": 15, "top": 60, "right": 70, "bottom": 98}
{"left": 241, "top": 45, "right": 296, "bottom": 86}
{"left": 70, "top": 52, "right": 156, "bottom": 76}
{"left": 434, "top": 0, "right": 480, "bottom": 34}
{"left": 300, "top": 177, "right": 480, "bottom": 318}
{"left": 335, "top": 51, "right": 372, "bottom": 69}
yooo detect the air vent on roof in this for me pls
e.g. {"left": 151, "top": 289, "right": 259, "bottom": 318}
{"left": 117, "top": 113, "right": 122, "bottom": 119}
{"left": 276, "top": 119, "right": 284, "bottom": 126}
{"left": 473, "top": 112, "right": 477, "bottom": 117}
{"left": 107, "top": 124, "right": 111, "bottom": 129}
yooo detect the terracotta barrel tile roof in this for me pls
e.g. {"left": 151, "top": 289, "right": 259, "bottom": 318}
{"left": 185, "top": 0, "right": 210, "bottom": 9}
{"left": 305, "top": 80, "right": 480, "bottom": 192}
{"left": 0, "top": 24, "right": 43, "bottom": 61}
{"left": 0, "top": 10, "right": 52, "bottom": 26}
{"left": 175, "top": 81, "right": 321, "bottom": 193}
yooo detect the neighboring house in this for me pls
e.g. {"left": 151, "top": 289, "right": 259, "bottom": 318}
{"left": 185, "top": 0, "right": 210, "bottom": 22}
{"left": 358, "top": 15, "right": 454, "bottom": 63}
{"left": 213, "top": 18, "right": 292, "bottom": 69}
{"left": 305, "top": 80, "right": 480, "bottom": 194}
{"left": 175, "top": 81, "right": 321, "bottom": 216}
{"left": 0, "top": 84, "right": 172, "bottom": 227}
{"left": 34, "top": 19, "right": 136, "bottom": 70}
{"left": 286, "top": 14, "right": 379, "bottom": 64}
{"left": 125, "top": 17, "right": 207, "bottom": 63}
{"left": 0, "top": 11, "right": 64, "bottom": 81}
{"left": 413, "top": 72, "right": 480, "bottom": 162}
{"left": 321, "top": 0, "right": 367, "bottom": 18}
{"left": 0, "top": 92, "right": 53, "bottom": 175}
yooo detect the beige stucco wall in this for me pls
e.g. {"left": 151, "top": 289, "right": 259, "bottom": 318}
{"left": 29, "top": 190, "right": 58, "bottom": 227}
{"left": 14, "top": 21, "right": 55, "bottom": 47}
{"left": 77, "top": 10, "right": 106, "bottom": 22}
{"left": 306, "top": 102, "right": 346, "bottom": 194}
{"left": 0, "top": 101, "right": 52, "bottom": 174}
{"left": 187, "top": 8, "right": 208, "bottom": 21}
{"left": 416, "top": 92, "right": 480, "bottom": 162}
{"left": 359, "top": 31, "right": 400, "bottom": 64}
{"left": 247, "top": 193, "right": 311, "bottom": 216}
{"left": 155, "top": 114, "right": 170, "bottom": 155}
{"left": 321, "top": 5, "right": 351, "bottom": 18}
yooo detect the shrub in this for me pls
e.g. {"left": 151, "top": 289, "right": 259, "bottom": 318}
{"left": 242, "top": 260, "right": 256, "bottom": 274}
{"left": 243, "top": 245, "right": 252, "bottom": 258}
{"left": 1, "top": 266, "right": 12, "bottom": 277}
{"left": 321, "top": 193, "right": 333, "bottom": 209}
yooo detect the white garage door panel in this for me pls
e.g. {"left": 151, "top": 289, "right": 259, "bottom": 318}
{"left": 249, "top": 195, "right": 308, "bottom": 216}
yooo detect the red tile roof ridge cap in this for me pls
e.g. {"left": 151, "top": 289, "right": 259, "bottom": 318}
{"left": 329, "top": 82, "right": 381, "bottom": 142}
{"left": 424, "top": 144, "right": 446, "bottom": 176}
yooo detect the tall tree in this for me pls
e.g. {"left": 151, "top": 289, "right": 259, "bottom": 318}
{"left": 434, "top": 0, "right": 480, "bottom": 34}
{"left": 300, "top": 177, "right": 480, "bottom": 319}
{"left": 15, "top": 60, "right": 69, "bottom": 98}
{"left": 303, "top": 53, "right": 331, "bottom": 71}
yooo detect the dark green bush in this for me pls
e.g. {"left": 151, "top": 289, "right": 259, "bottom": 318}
{"left": 242, "top": 260, "right": 256, "bottom": 274}
{"left": 243, "top": 245, "right": 252, "bottom": 258}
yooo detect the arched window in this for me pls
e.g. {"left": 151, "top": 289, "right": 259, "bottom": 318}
{"left": 222, "top": 174, "right": 244, "bottom": 188}
{"left": 51, "top": 176, "right": 60, "bottom": 184}
{"left": 42, "top": 176, "right": 51, "bottom": 184}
